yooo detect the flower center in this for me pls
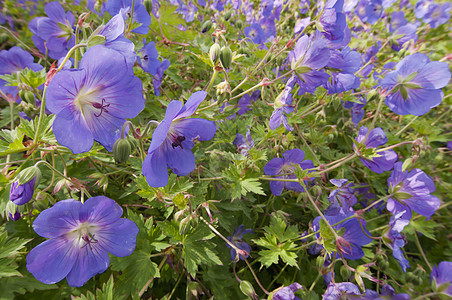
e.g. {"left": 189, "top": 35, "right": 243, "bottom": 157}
{"left": 66, "top": 222, "right": 99, "bottom": 249}
{"left": 73, "top": 88, "right": 109, "bottom": 118}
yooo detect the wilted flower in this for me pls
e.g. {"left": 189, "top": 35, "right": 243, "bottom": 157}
{"left": 142, "top": 91, "right": 216, "bottom": 187}
{"left": 26, "top": 196, "right": 138, "bottom": 287}
{"left": 46, "top": 45, "right": 145, "bottom": 153}
{"left": 227, "top": 225, "right": 253, "bottom": 260}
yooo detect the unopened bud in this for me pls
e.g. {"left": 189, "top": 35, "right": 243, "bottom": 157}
{"left": 34, "top": 191, "right": 50, "bottom": 211}
{"left": 6, "top": 201, "right": 21, "bottom": 221}
{"left": 113, "top": 138, "right": 131, "bottom": 164}
{"left": 239, "top": 281, "right": 257, "bottom": 299}
{"left": 202, "top": 20, "right": 213, "bottom": 33}
{"left": 224, "top": 10, "right": 232, "bottom": 21}
{"left": 144, "top": 0, "right": 153, "bottom": 14}
{"left": 18, "top": 166, "right": 41, "bottom": 187}
{"left": 209, "top": 43, "right": 221, "bottom": 65}
{"left": 235, "top": 20, "right": 243, "bottom": 30}
{"left": 24, "top": 91, "right": 35, "bottom": 103}
{"left": 340, "top": 265, "right": 351, "bottom": 280}
{"left": 366, "top": 89, "right": 380, "bottom": 103}
{"left": 220, "top": 46, "right": 232, "bottom": 70}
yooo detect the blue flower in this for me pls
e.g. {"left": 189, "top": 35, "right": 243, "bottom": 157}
{"left": 272, "top": 282, "right": 303, "bottom": 300}
{"left": 422, "top": 2, "right": 451, "bottom": 28}
{"left": 354, "top": 126, "right": 398, "bottom": 174}
{"left": 105, "top": 0, "right": 152, "bottom": 34}
{"left": 244, "top": 23, "right": 265, "bottom": 44}
{"left": 328, "top": 179, "right": 357, "bottom": 211}
{"left": 137, "top": 39, "right": 170, "bottom": 96}
{"left": 46, "top": 45, "right": 145, "bottom": 153}
{"left": 380, "top": 53, "right": 451, "bottom": 116}
{"left": 142, "top": 91, "right": 216, "bottom": 187}
{"left": 26, "top": 196, "right": 138, "bottom": 287}
{"left": 269, "top": 76, "right": 296, "bottom": 131}
{"left": 28, "top": 2, "right": 75, "bottom": 59}
{"left": 264, "top": 149, "right": 314, "bottom": 196}
{"left": 431, "top": 261, "right": 452, "bottom": 297}
{"left": 10, "top": 177, "right": 36, "bottom": 205}
{"left": 323, "top": 282, "right": 361, "bottom": 299}
{"left": 227, "top": 225, "right": 253, "bottom": 260}
{"left": 233, "top": 129, "right": 254, "bottom": 156}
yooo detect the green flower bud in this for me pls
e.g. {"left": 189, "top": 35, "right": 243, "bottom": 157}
{"left": 0, "top": 33, "right": 9, "bottom": 44}
{"left": 18, "top": 166, "right": 41, "bottom": 187}
{"left": 340, "top": 265, "right": 352, "bottom": 280}
{"left": 202, "top": 20, "right": 213, "bottom": 33}
{"left": 144, "top": 0, "right": 153, "bottom": 14}
{"left": 224, "top": 10, "right": 232, "bottom": 21}
{"left": 113, "top": 138, "right": 131, "bottom": 164}
{"left": 209, "top": 43, "right": 221, "bottom": 65}
{"left": 19, "top": 90, "right": 27, "bottom": 102}
{"left": 24, "top": 91, "right": 35, "bottom": 104}
{"left": 220, "top": 46, "right": 233, "bottom": 70}
{"left": 235, "top": 20, "right": 243, "bottom": 30}
{"left": 366, "top": 89, "right": 380, "bottom": 103}
{"left": 127, "top": 135, "right": 138, "bottom": 151}
{"left": 34, "top": 191, "right": 50, "bottom": 211}
{"left": 239, "top": 281, "right": 257, "bottom": 299}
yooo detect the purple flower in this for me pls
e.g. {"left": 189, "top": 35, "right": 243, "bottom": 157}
{"left": 364, "top": 284, "right": 410, "bottom": 299}
{"left": 244, "top": 23, "right": 265, "bottom": 44}
{"left": 152, "top": 59, "right": 170, "bottom": 96}
{"left": 328, "top": 179, "right": 357, "bottom": 210}
{"left": 26, "top": 196, "right": 138, "bottom": 287}
{"left": 272, "top": 282, "right": 303, "bottom": 300}
{"left": 313, "top": 209, "right": 372, "bottom": 260}
{"left": 380, "top": 53, "right": 451, "bottom": 116}
{"left": 233, "top": 129, "right": 254, "bottom": 156}
{"left": 319, "top": 0, "right": 347, "bottom": 44}
{"left": 142, "top": 91, "right": 216, "bottom": 187}
{"left": 227, "top": 225, "right": 253, "bottom": 260}
{"left": 423, "top": 3, "right": 451, "bottom": 28}
{"left": 354, "top": 126, "right": 397, "bottom": 173}
{"left": 269, "top": 76, "right": 296, "bottom": 131}
{"left": 10, "top": 177, "right": 36, "bottom": 205}
{"left": 323, "top": 282, "right": 361, "bottom": 299}
{"left": 387, "top": 161, "right": 441, "bottom": 219}
{"left": 28, "top": 2, "right": 75, "bottom": 59}
{"left": 355, "top": 0, "right": 383, "bottom": 24}
{"left": 46, "top": 45, "right": 145, "bottom": 154}
{"left": 264, "top": 149, "right": 314, "bottom": 196}
{"left": 343, "top": 96, "right": 366, "bottom": 126}
{"left": 0, "top": 47, "right": 43, "bottom": 101}
{"left": 237, "top": 90, "right": 260, "bottom": 115}
{"left": 431, "top": 261, "right": 452, "bottom": 297}
{"left": 137, "top": 39, "right": 170, "bottom": 96}
{"left": 105, "top": 0, "right": 152, "bottom": 34}
{"left": 391, "top": 23, "right": 418, "bottom": 52}
{"left": 384, "top": 211, "right": 411, "bottom": 272}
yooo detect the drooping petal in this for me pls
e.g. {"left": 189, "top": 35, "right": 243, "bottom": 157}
{"left": 26, "top": 237, "right": 78, "bottom": 284}
{"left": 143, "top": 147, "right": 169, "bottom": 188}
{"left": 97, "top": 218, "right": 138, "bottom": 257}
{"left": 79, "top": 196, "right": 123, "bottom": 226}
{"left": 65, "top": 244, "right": 110, "bottom": 287}
{"left": 53, "top": 107, "right": 94, "bottom": 154}
{"left": 33, "top": 199, "right": 82, "bottom": 238}
{"left": 404, "top": 195, "right": 440, "bottom": 218}
{"left": 166, "top": 145, "right": 196, "bottom": 176}
{"left": 413, "top": 61, "right": 451, "bottom": 89}
{"left": 270, "top": 180, "right": 285, "bottom": 196}
{"left": 45, "top": 2, "right": 67, "bottom": 24}
{"left": 269, "top": 108, "right": 283, "bottom": 130}
{"left": 148, "top": 100, "right": 183, "bottom": 153}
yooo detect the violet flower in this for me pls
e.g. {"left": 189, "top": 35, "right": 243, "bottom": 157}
{"left": 328, "top": 179, "right": 357, "bottom": 211}
{"left": 431, "top": 261, "right": 452, "bottom": 297}
{"left": 26, "top": 196, "right": 138, "bottom": 287}
{"left": 269, "top": 76, "right": 296, "bottom": 131}
{"left": 380, "top": 53, "right": 451, "bottom": 116}
{"left": 142, "top": 91, "right": 216, "bottom": 187}
{"left": 354, "top": 126, "right": 398, "bottom": 174}
{"left": 387, "top": 161, "right": 441, "bottom": 219}
{"left": 46, "top": 45, "right": 145, "bottom": 153}
{"left": 28, "top": 2, "right": 75, "bottom": 59}
{"left": 264, "top": 149, "right": 314, "bottom": 196}
{"left": 383, "top": 211, "right": 411, "bottom": 272}
{"left": 272, "top": 282, "right": 303, "bottom": 300}
{"left": 105, "top": 0, "right": 152, "bottom": 34}
{"left": 323, "top": 282, "right": 361, "bottom": 300}
{"left": 233, "top": 129, "right": 254, "bottom": 156}
{"left": 226, "top": 225, "right": 253, "bottom": 260}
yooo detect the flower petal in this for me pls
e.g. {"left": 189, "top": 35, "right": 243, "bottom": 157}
{"left": 282, "top": 149, "right": 305, "bottom": 164}
{"left": 175, "top": 91, "right": 207, "bottom": 119}
{"left": 166, "top": 146, "right": 196, "bottom": 176}
{"left": 148, "top": 100, "right": 182, "bottom": 153}
{"left": 143, "top": 148, "right": 169, "bottom": 187}
{"left": 264, "top": 157, "right": 284, "bottom": 176}
{"left": 97, "top": 218, "right": 139, "bottom": 257}
{"left": 33, "top": 199, "right": 82, "bottom": 239}
{"left": 173, "top": 118, "right": 216, "bottom": 141}
{"left": 26, "top": 237, "right": 78, "bottom": 284}
{"left": 79, "top": 196, "right": 123, "bottom": 226}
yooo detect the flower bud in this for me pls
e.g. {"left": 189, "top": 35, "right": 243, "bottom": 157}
{"left": 127, "top": 135, "right": 138, "bottom": 151}
{"left": 113, "top": 138, "right": 131, "bottom": 164}
{"left": 202, "top": 20, "right": 213, "bottom": 33}
{"left": 235, "top": 20, "right": 243, "bottom": 30}
{"left": 144, "top": 0, "right": 153, "bottom": 14}
{"left": 220, "top": 46, "right": 233, "bottom": 70}
{"left": 6, "top": 201, "right": 21, "bottom": 221}
{"left": 366, "top": 89, "right": 380, "bottom": 103}
{"left": 17, "top": 166, "right": 41, "bottom": 186}
{"left": 340, "top": 265, "right": 351, "bottom": 280}
{"left": 24, "top": 91, "right": 35, "bottom": 104}
{"left": 224, "top": 10, "right": 232, "bottom": 21}
{"left": 209, "top": 43, "right": 221, "bottom": 65}
{"left": 239, "top": 281, "right": 257, "bottom": 299}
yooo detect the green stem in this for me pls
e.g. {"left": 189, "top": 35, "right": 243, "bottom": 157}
{"left": 138, "top": 256, "right": 167, "bottom": 297}
{"left": 395, "top": 116, "right": 418, "bottom": 136}
{"left": 413, "top": 231, "right": 432, "bottom": 271}
{"left": 205, "top": 70, "right": 218, "bottom": 93}
{"left": 413, "top": 292, "right": 438, "bottom": 300}
{"left": 126, "top": 0, "right": 136, "bottom": 34}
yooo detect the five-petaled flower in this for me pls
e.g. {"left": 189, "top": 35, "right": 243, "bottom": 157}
{"left": 142, "top": 91, "right": 216, "bottom": 187}
{"left": 26, "top": 196, "right": 138, "bottom": 287}
{"left": 46, "top": 45, "right": 145, "bottom": 153}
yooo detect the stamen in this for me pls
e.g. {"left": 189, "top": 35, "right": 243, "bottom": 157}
{"left": 171, "top": 136, "right": 186, "bottom": 149}
{"left": 93, "top": 98, "right": 110, "bottom": 117}
{"left": 81, "top": 234, "right": 98, "bottom": 251}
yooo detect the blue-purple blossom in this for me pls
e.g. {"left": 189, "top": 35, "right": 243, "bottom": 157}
{"left": 152, "top": 59, "right": 170, "bottom": 96}
{"left": 313, "top": 209, "right": 372, "bottom": 260}
{"left": 0, "top": 47, "right": 43, "bottom": 102}
{"left": 324, "top": 47, "right": 361, "bottom": 94}
{"left": 319, "top": 0, "right": 347, "bottom": 45}
{"left": 431, "top": 261, "right": 452, "bottom": 297}
{"left": 10, "top": 177, "right": 36, "bottom": 205}
{"left": 105, "top": 0, "right": 152, "bottom": 34}
{"left": 237, "top": 90, "right": 260, "bottom": 115}
{"left": 272, "top": 282, "right": 303, "bottom": 300}
{"left": 386, "top": 161, "right": 441, "bottom": 219}
{"left": 26, "top": 196, "right": 138, "bottom": 287}
{"left": 422, "top": 2, "right": 451, "bottom": 28}
{"left": 28, "top": 2, "right": 75, "bottom": 59}
{"left": 343, "top": 96, "right": 366, "bottom": 126}
{"left": 244, "top": 23, "right": 265, "bottom": 44}
{"left": 328, "top": 179, "right": 357, "bottom": 210}
{"left": 137, "top": 39, "right": 170, "bottom": 96}
{"left": 226, "top": 225, "right": 253, "bottom": 260}
{"left": 46, "top": 45, "right": 145, "bottom": 153}
{"left": 142, "top": 91, "right": 216, "bottom": 187}
{"left": 323, "top": 282, "right": 361, "bottom": 299}
{"left": 390, "top": 23, "right": 418, "bottom": 52}
{"left": 269, "top": 76, "right": 296, "bottom": 131}
{"left": 380, "top": 53, "right": 451, "bottom": 116}
{"left": 383, "top": 210, "right": 411, "bottom": 272}
{"left": 355, "top": 0, "right": 383, "bottom": 24}
{"left": 364, "top": 284, "right": 410, "bottom": 299}
{"left": 233, "top": 129, "right": 254, "bottom": 156}
{"left": 354, "top": 126, "right": 398, "bottom": 173}
{"left": 264, "top": 149, "right": 314, "bottom": 196}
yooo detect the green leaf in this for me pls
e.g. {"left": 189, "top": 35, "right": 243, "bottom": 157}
{"left": 0, "top": 232, "right": 30, "bottom": 259}
{"left": 241, "top": 178, "right": 265, "bottom": 196}
{"left": 405, "top": 217, "right": 439, "bottom": 241}
{"left": 319, "top": 219, "right": 336, "bottom": 254}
